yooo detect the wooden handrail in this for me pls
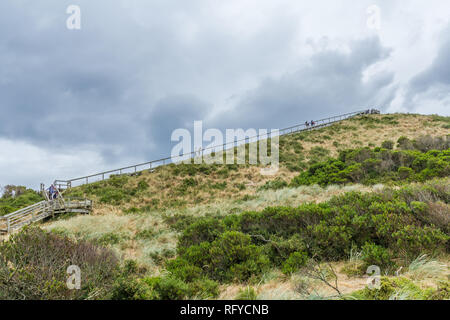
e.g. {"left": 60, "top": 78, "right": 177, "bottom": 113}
{"left": 0, "top": 196, "right": 92, "bottom": 234}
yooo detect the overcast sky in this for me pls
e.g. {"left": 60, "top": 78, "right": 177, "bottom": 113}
{"left": 0, "top": 0, "right": 449, "bottom": 189}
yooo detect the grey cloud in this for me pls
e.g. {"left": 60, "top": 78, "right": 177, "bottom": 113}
{"left": 407, "top": 25, "right": 450, "bottom": 98}
{"left": 399, "top": 24, "right": 450, "bottom": 116}
{"left": 143, "top": 94, "right": 211, "bottom": 159}
{"left": 0, "top": 0, "right": 299, "bottom": 164}
{"left": 211, "top": 37, "right": 396, "bottom": 131}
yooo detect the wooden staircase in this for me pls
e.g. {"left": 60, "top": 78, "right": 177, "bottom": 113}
{"left": 0, "top": 197, "right": 92, "bottom": 234}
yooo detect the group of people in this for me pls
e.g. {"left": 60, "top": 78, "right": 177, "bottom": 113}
{"left": 362, "top": 109, "right": 381, "bottom": 115}
{"left": 305, "top": 120, "right": 316, "bottom": 127}
{"left": 47, "top": 184, "right": 58, "bottom": 200}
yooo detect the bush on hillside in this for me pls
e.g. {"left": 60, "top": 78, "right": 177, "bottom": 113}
{"left": 281, "top": 251, "right": 308, "bottom": 274}
{"left": 258, "top": 178, "right": 288, "bottom": 191}
{"left": 361, "top": 242, "right": 396, "bottom": 272}
{"left": 381, "top": 140, "right": 394, "bottom": 150}
{"left": 0, "top": 227, "right": 120, "bottom": 300}
{"left": 291, "top": 139, "right": 449, "bottom": 187}
{"left": 171, "top": 231, "right": 271, "bottom": 283}
{"left": 171, "top": 179, "right": 449, "bottom": 284}
{"left": 0, "top": 186, "right": 43, "bottom": 216}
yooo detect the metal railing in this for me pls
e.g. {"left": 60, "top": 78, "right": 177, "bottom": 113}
{"left": 54, "top": 109, "right": 372, "bottom": 188}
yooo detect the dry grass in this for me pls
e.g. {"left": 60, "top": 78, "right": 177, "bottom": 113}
{"left": 43, "top": 210, "right": 177, "bottom": 271}
{"left": 217, "top": 256, "right": 450, "bottom": 300}
{"left": 164, "top": 183, "right": 383, "bottom": 220}
{"left": 217, "top": 261, "right": 370, "bottom": 300}
{"left": 405, "top": 254, "right": 449, "bottom": 281}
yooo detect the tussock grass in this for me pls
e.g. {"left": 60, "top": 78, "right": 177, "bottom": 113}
{"left": 164, "top": 183, "right": 381, "bottom": 220}
{"left": 43, "top": 211, "right": 177, "bottom": 269}
{"left": 405, "top": 254, "right": 448, "bottom": 280}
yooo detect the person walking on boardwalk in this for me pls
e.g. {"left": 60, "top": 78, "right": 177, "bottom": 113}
{"left": 48, "top": 184, "right": 57, "bottom": 200}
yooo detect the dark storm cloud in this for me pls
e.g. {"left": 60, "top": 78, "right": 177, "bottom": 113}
{"left": 211, "top": 37, "right": 396, "bottom": 131}
{"left": 143, "top": 94, "right": 210, "bottom": 159}
{"left": 0, "top": 1, "right": 214, "bottom": 161}
{"left": 0, "top": 0, "right": 297, "bottom": 163}
{"left": 406, "top": 25, "right": 450, "bottom": 102}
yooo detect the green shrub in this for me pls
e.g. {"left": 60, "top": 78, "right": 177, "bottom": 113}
{"left": 0, "top": 187, "right": 43, "bottom": 216}
{"left": 188, "top": 278, "right": 220, "bottom": 299}
{"left": 137, "top": 180, "right": 149, "bottom": 192}
{"left": 398, "top": 166, "right": 413, "bottom": 180}
{"left": 291, "top": 142, "right": 449, "bottom": 187}
{"left": 352, "top": 276, "right": 435, "bottom": 300}
{"left": 110, "top": 277, "right": 156, "bottom": 300}
{"left": 258, "top": 178, "right": 288, "bottom": 191}
{"left": 281, "top": 251, "right": 308, "bottom": 274}
{"left": 166, "top": 258, "right": 203, "bottom": 282}
{"left": 108, "top": 175, "right": 130, "bottom": 187}
{"left": 381, "top": 140, "right": 394, "bottom": 150}
{"left": 97, "top": 232, "right": 129, "bottom": 246}
{"left": 235, "top": 183, "right": 246, "bottom": 191}
{"left": 0, "top": 228, "right": 119, "bottom": 300}
{"left": 361, "top": 243, "right": 395, "bottom": 272}
{"left": 397, "top": 136, "right": 414, "bottom": 150}
{"left": 179, "top": 218, "right": 224, "bottom": 249}
{"left": 393, "top": 225, "right": 448, "bottom": 260}
{"left": 209, "top": 231, "right": 271, "bottom": 282}
{"left": 182, "top": 177, "right": 198, "bottom": 187}
{"left": 429, "top": 281, "right": 450, "bottom": 300}
{"left": 264, "top": 234, "right": 307, "bottom": 266}
{"left": 141, "top": 276, "right": 190, "bottom": 300}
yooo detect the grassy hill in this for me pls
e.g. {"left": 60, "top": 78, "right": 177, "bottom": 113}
{"left": 1, "top": 113, "right": 449, "bottom": 300}
{"left": 61, "top": 113, "right": 449, "bottom": 212}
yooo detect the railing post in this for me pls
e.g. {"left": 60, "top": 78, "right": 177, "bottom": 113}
{"left": 7, "top": 218, "right": 10, "bottom": 233}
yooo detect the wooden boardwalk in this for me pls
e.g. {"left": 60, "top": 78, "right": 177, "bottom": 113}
{"left": 0, "top": 198, "right": 92, "bottom": 234}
